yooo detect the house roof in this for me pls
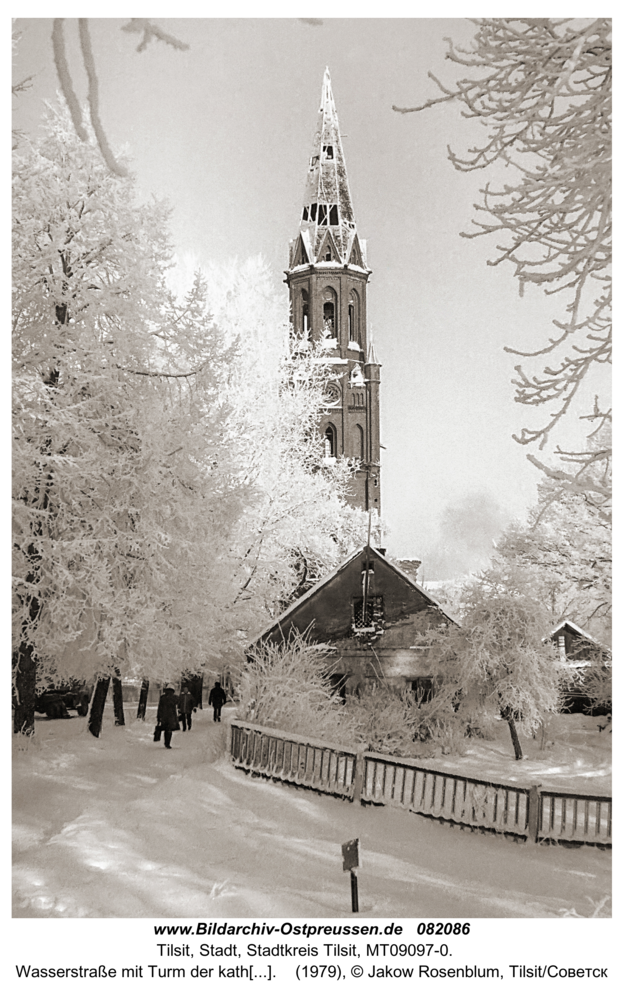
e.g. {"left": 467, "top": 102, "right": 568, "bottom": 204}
{"left": 249, "top": 544, "right": 460, "bottom": 646}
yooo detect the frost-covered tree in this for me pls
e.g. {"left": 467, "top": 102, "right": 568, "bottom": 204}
{"left": 198, "top": 258, "right": 372, "bottom": 630}
{"left": 493, "top": 475, "right": 611, "bottom": 644}
{"left": 395, "top": 19, "right": 611, "bottom": 513}
{"left": 417, "top": 574, "right": 563, "bottom": 760}
{"left": 12, "top": 102, "right": 368, "bottom": 735}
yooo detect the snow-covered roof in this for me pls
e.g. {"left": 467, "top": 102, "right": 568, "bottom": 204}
{"left": 549, "top": 620, "right": 611, "bottom": 653}
{"left": 249, "top": 544, "right": 460, "bottom": 646}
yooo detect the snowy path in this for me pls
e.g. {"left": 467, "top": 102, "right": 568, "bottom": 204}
{"left": 13, "top": 706, "right": 611, "bottom": 919}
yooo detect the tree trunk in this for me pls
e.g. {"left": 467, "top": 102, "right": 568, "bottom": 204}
{"left": 15, "top": 377, "right": 57, "bottom": 738}
{"left": 506, "top": 716, "right": 523, "bottom": 760}
{"left": 13, "top": 645, "right": 37, "bottom": 736}
{"left": 88, "top": 675, "right": 111, "bottom": 738}
{"left": 137, "top": 678, "right": 149, "bottom": 720}
{"left": 186, "top": 672, "right": 204, "bottom": 710}
{"left": 112, "top": 669, "right": 125, "bottom": 726}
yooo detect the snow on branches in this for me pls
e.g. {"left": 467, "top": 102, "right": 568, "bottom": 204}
{"left": 12, "top": 102, "right": 368, "bottom": 721}
{"left": 395, "top": 19, "right": 611, "bottom": 510}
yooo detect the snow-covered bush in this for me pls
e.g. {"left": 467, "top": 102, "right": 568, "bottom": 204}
{"left": 347, "top": 684, "right": 467, "bottom": 758}
{"left": 237, "top": 634, "right": 358, "bottom": 746}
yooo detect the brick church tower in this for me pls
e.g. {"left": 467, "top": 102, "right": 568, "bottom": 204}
{"left": 286, "top": 69, "right": 381, "bottom": 514}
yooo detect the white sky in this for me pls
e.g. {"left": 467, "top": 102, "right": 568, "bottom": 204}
{"left": 12, "top": 17, "right": 610, "bottom": 565}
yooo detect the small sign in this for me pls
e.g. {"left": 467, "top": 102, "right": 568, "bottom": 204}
{"left": 341, "top": 837, "right": 359, "bottom": 871}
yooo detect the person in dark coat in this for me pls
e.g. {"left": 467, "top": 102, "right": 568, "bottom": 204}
{"left": 208, "top": 681, "right": 227, "bottom": 722}
{"left": 157, "top": 685, "right": 180, "bottom": 748}
{"left": 178, "top": 686, "right": 195, "bottom": 732}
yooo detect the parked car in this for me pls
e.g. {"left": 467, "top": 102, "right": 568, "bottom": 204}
{"left": 35, "top": 681, "right": 92, "bottom": 719}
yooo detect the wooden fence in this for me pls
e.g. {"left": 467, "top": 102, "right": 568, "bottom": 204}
{"left": 230, "top": 720, "right": 611, "bottom": 847}
{"left": 538, "top": 789, "right": 611, "bottom": 845}
{"left": 230, "top": 721, "right": 358, "bottom": 799}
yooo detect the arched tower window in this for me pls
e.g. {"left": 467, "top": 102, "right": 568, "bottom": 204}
{"left": 348, "top": 289, "right": 360, "bottom": 346}
{"left": 300, "top": 288, "right": 310, "bottom": 337}
{"left": 322, "top": 286, "right": 337, "bottom": 335}
{"left": 324, "top": 424, "right": 337, "bottom": 458}
{"left": 355, "top": 424, "right": 365, "bottom": 460}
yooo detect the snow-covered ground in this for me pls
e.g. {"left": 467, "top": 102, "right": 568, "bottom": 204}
{"left": 13, "top": 704, "right": 611, "bottom": 919}
{"left": 412, "top": 714, "right": 611, "bottom": 795}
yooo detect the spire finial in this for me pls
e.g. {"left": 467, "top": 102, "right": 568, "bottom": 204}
{"left": 297, "top": 68, "right": 357, "bottom": 264}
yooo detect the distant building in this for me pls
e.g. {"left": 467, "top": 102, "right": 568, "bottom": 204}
{"left": 286, "top": 69, "right": 381, "bottom": 513}
{"left": 250, "top": 545, "right": 458, "bottom": 699}
{"left": 549, "top": 620, "right": 611, "bottom": 713}
{"left": 549, "top": 620, "right": 610, "bottom": 663}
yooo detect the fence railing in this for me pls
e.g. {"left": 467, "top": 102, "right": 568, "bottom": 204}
{"left": 230, "top": 721, "right": 357, "bottom": 799}
{"left": 362, "top": 752, "right": 530, "bottom": 838}
{"left": 538, "top": 790, "right": 612, "bottom": 845}
{"left": 229, "top": 721, "right": 611, "bottom": 847}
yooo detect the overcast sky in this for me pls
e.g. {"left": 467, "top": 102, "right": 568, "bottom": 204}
{"left": 12, "top": 17, "right": 608, "bottom": 575}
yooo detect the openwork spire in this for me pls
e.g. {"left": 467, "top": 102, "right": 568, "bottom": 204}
{"left": 295, "top": 68, "right": 364, "bottom": 266}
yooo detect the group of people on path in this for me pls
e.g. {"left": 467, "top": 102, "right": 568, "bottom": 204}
{"left": 156, "top": 681, "right": 227, "bottom": 749}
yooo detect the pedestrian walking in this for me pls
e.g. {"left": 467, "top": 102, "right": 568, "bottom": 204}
{"left": 208, "top": 680, "right": 227, "bottom": 722}
{"left": 156, "top": 685, "right": 180, "bottom": 748}
{"left": 178, "top": 686, "right": 195, "bottom": 731}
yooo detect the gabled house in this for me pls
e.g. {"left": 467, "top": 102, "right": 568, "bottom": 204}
{"left": 548, "top": 620, "right": 611, "bottom": 714}
{"left": 250, "top": 545, "right": 458, "bottom": 698}
{"left": 549, "top": 620, "right": 610, "bottom": 664}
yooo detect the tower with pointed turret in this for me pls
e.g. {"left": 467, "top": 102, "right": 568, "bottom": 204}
{"left": 286, "top": 69, "right": 381, "bottom": 513}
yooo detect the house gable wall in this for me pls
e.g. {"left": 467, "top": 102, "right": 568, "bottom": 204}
{"left": 260, "top": 552, "right": 452, "bottom": 682}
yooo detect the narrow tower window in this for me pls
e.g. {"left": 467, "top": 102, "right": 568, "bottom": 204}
{"left": 301, "top": 288, "right": 310, "bottom": 337}
{"left": 323, "top": 145, "right": 334, "bottom": 159}
{"left": 355, "top": 424, "right": 364, "bottom": 460}
{"left": 322, "top": 287, "right": 337, "bottom": 334}
{"left": 324, "top": 424, "right": 337, "bottom": 458}
{"left": 317, "top": 205, "right": 328, "bottom": 226}
{"left": 348, "top": 290, "right": 360, "bottom": 346}
{"left": 329, "top": 205, "right": 339, "bottom": 226}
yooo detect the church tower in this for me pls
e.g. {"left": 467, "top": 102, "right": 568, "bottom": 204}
{"left": 286, "top": 68, "right": 381, "bottom": 513}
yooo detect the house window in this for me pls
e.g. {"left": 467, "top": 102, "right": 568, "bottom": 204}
{"left": 412, "top": 678, "right": 434, "bottom": 704}
{"left": 329, "top": 673, "right": 347, "bottom": 703}
{"left": 353, "top": 595, "right": 384, "bottom": 629}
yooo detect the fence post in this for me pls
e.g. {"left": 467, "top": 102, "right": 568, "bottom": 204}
{"left": 527, "top": 783, "right": 542, "bottom": 842}
{"left": 352, "top": 746, "right": 366, "bottom": 805}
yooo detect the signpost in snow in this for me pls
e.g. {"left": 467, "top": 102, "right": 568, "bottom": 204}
{"left": 341, "top": 838, "right": 360, "bottom": 913}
